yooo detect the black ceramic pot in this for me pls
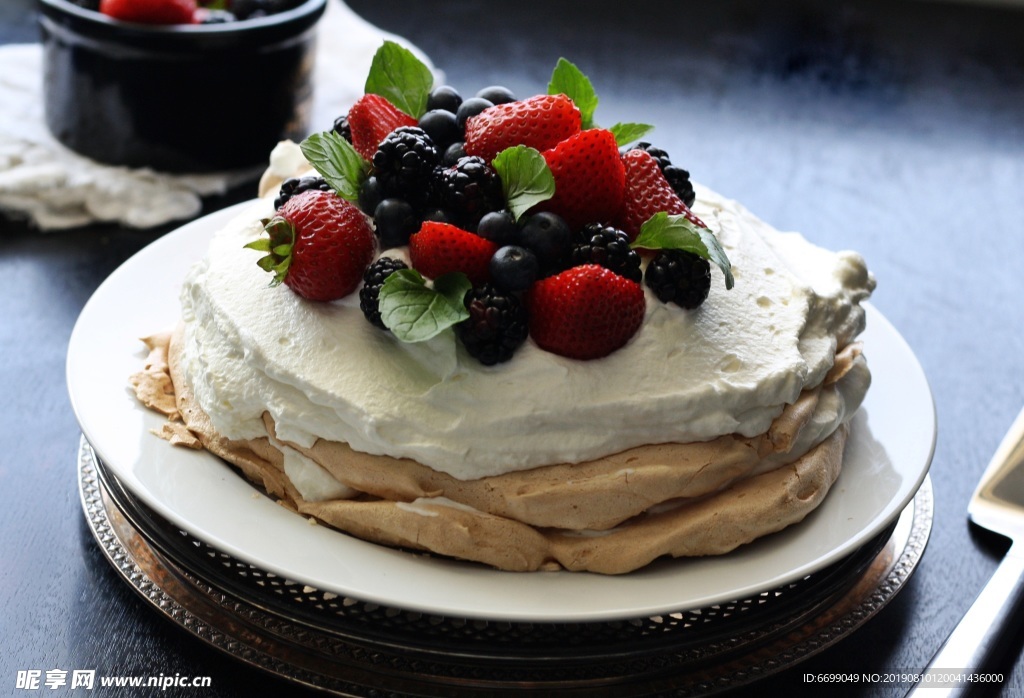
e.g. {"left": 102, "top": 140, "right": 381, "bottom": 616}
{"left": 38, "top": 0, "right": 328, "bottom": 173}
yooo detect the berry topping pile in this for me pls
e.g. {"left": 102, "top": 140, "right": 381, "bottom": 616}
{"left": 249, "top": 42, "right": 735, "bottom": 364}
{"left": 90, "top": 0, "right": 304, "bottom": 25}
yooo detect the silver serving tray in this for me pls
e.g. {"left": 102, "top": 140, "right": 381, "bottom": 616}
{"left": 79, "top": 436, "right": 931, "bottom": 695}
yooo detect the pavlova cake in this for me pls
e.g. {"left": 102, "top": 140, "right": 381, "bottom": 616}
{"left": 133, "top": 43, "right": 875, "bottom": 574}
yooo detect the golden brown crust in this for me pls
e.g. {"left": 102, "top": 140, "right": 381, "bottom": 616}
{"left": 132, "top": 329, "right": 855, "bottom": 574}
{"left": 547, "top": 424, "right": 847, "bottom": 573}
{"left": 130, "top": 332, "right": 180, "bottom": 420}
{"left": 296, "top": 498, "right": 561, "bottom": 572}
{"left": 265, "top": 378, "right": 838, "bottom": 532}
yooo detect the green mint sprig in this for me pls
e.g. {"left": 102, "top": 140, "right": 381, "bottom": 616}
{"left": 378, "top": 269, "right": 472, "bottom": 342}
{"left": 547, "top": 57, "right": 653, "bottom": 147}
{"left": 631, "top": 212, "right": 735, "bottom": 289}
{"left": 299, "top": 131, "right": 369, "bottom": 203}
{"left": 491, "top": 145, "right": 555, "bottom": 221}
{"left": 364, "top": 40, "right": 434, "bottom": 118}
{"left": 608, "top": 122, "right": 655, "bottom": 147}
{"left": 548, "top": 58, "right": 599, "bottom": 129}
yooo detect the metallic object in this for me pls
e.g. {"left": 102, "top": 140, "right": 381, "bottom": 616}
{"left": 910, "top": 407, "right": 1024, "bottom": 696}
{"left": 78, "top": 436, "right": 932, "bottom": 696}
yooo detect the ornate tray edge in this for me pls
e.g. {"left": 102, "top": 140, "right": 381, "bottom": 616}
{"left": 77, "top": 435, "right": 933, "bottom": 696}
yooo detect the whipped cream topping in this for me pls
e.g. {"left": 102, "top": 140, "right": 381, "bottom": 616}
{"left": 178, "top": 183, "right": 875, "bottom": 480}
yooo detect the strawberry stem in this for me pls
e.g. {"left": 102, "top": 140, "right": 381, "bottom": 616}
{"left": 245, "top": 216, "right": 296, "bottom": 287}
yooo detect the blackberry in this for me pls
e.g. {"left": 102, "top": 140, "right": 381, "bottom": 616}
{"left": 456, "top": 284, "right": 529, "bottom": 365}
{"left": 274, "top": 175, "right": 332, "bottom": 210}
{"left": 434, "top": 156, "right": 504, "bottom": 229}
{"left": 570, "top": 224, "right": 642, "bottom": 283}
{"left": 644, "top": 250, "right": 711, "bottom": 309}
{"left": 629, "top": 142, "right": 696, "bottom": 208}
{"left": 359, "top": 257, "right": 409, "bottom": 330}
{"left": 371, "top": 126, "right": 440, "bottom": 211}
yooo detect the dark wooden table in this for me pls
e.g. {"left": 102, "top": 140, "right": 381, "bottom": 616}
{"left": 4, "top": 0, "right": 1024, "bottom": 695}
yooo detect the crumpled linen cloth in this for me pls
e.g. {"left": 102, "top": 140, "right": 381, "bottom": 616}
{"left": 0, "top": 0, "right": 433, "bottom": 230}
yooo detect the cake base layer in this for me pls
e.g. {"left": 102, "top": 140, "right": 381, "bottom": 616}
{"left": 132, "top": 328, "right": 857, "bottom": 574}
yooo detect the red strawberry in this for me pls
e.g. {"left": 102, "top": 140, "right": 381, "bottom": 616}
{"left": 538, "top": 129, "right": 625, "bottom": 232}
{"left": 99, "top": 0, "right": 197, "bottom": 23}
{"left": 616, "top": 149, "right": 706, "bottom": 239}
{"left": 464, "top": 94, "right": 581, "bottom": 164}
{"left": 408, "top": 221, "right": 498, "bottom": 285}
{"left": 248, "top": 190, "right": 376, "bottom": 302}
{"left": 346, "top": 94, "right": 418, "bottom": 161}
{"left": 527, "top": 264, "right": 645, "bottom": 360}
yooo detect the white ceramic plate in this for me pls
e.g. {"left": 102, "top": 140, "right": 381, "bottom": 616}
{"left": 67, "top": 202, "right": 936, "bottom": 623}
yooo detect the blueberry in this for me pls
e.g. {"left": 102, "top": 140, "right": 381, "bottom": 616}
{"left": 517, "top": 212, "right": 572, "bottom": 274}
{"left": 476, "top": 210, "right": 518, "bottom": 246}
{"left": 427, "top": 85, "right": 463, "bottom": 114}
{"left": 490, "top": 246, "right": 539, "bottom": 292}
{"left": 332, "top": 114, "right": 351, "bottom": 142}
{"left": 421, "top": 208, "right": 453, "bottom": 225}
{"left": 455, "top": 97, "right": 494, "bottom": 128}
{"left": 373, "top": 199, "right": 420, "bottom": 249}
{"left": 476, "top": 85, "right": 516, "bottom": 105}
{"left": 417, "top": 110, "right": 462, "bottom": 151}
{"left": 358, "top": 176, "right": 384, "bottom": 215}
{"left": 443, "top": 142, "right": 467, "bottom": 167}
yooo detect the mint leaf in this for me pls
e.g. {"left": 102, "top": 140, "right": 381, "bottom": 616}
{"left": 379, "top": 269, "right": 472, "bottom": 342}
{"left": 609, "top": 122, "right": 655, "bottom": 147}
{"left": 432, "top": 272, "right": 473, "bottom": 309}
{"left": 364, "top": 40, "right": 434, "bottom": 118}
{"left": 632, "top": 212, "right": 735, "bottom": 289}
{"left": 548, "top": 58, "right": 599, "bottom": 129}
{"left": 299, "top": 131, "right": 369, "bottom": 203}
{"left": 491, "top": 145, "right": 555, "bottom": 221}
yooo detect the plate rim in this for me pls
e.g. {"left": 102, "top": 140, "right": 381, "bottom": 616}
{"left": 66, "top": 201, "right": 937, "bottom": 622}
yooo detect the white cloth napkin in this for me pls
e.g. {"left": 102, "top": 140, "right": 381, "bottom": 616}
{"left": 0, "top": 1, "right": 434, "bottom": 230}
